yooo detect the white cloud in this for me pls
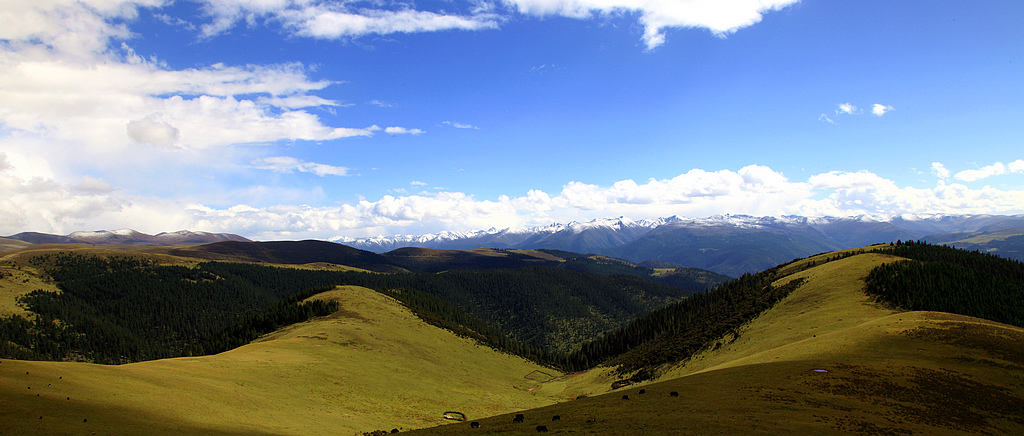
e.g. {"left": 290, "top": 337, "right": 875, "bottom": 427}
{"left": 127, "top": 114, "right": 181, "bottom": 149}
{"left": 384, "top": 126, "right": 425, "bottom": 135}
{"left": 0, "top": 0, "right": 393, "bottom": 218}
{"left": 410, "top": 181, "right": 428, "bottom": 186}
{"left": 931, "top": 162, "right": 950, "bottom": 179}
{"left": 837, "top": 103, "right": 858, "bottom": 115}
{"left": 443, "top": 121, "right": 479, "bottom": 129}
{"left": 250, "top": 156, "right": 349, "bottom": 176}
{"left": 954, "top": 160, "right": 1024, "bottom": 182}
{"left": 5, "top": 154, "right": 1024, "bottom": 239}
{"left": 1011, "top": 160, "right": 1024, "bottom": 173}
{"left": 818, "top": 113, "right": 835, "bottom": 124}
{"left": 181, "top": 165, "right": 1024, "bottom": 240}
{"left": 184, "top": 0, "right": 794, "bottom": 50}
{"left": 504, "top": 0, "right": 799, "bottom": 49}
{"left": 281, "top": 7, "right": 500, "bottom": 39}
{"left": 872, "top": 103, "right": 894, "bottom": 116}
{"left": 189, "top": 0, "right": 501, "bottom": 40}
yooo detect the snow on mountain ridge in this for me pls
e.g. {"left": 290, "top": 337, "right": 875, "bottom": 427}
{"left": 69, "top": 229, "right": 142, "bottom": 239}
{"left": 338, "top": 216, "right": 668, "bottom": 249}
{"left": 336, "top": 213, "right": 1024, "bottom": 253}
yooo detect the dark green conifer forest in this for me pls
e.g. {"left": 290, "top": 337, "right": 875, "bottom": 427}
{"left": 866, "top": 241, "right": 1024, "bottom": 327}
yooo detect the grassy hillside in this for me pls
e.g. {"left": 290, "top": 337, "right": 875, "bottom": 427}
{"left": 0, "top": 237, "right": 32, "bottom": 253}
{"left": 0, "top": 286, "right": 562, "bottom": 435}
{"left": 406, "top": 251, "right": 1024, "bottom": 435}
{"left": 4, "top": 243, "right": 1024, "bottom": 435}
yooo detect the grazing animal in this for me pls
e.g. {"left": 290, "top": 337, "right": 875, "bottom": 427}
{"left": 391, "top": 429, "right": 399, "bottom": 434}
{"left": 638, "top": 389, "right": 646, "bottom": 394}
{"left": 621, "top": 394, "right": 629, "bottom": 400}
{"left": 552, "top": 415, "right": 561, "bottom": 421}
{"left": 470, "top": 421, "right": 480, "bottom": 428}
{"left": 670, "top": 391, "right": 679, "bottom": 397}
{"left": 536, "top": 425, "right": 549, "bottom": 432}
{"left": 513, "top": 415, "right": 524, "bottom": 423}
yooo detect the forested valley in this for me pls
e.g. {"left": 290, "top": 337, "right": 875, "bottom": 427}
{"left": 0, "top": 253, "right": 695, "bottom": 366}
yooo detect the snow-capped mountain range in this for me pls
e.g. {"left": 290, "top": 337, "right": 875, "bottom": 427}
{"left": 333, "top": 216, "right": 675, "bottom": 252}
{"left": 336, "top": 214, "right": 1024, "bottom": 277}
{"left": 337, "top": 214, "right": 1024, "bottom": 253}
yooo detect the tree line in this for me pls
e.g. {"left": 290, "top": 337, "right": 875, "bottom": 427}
{"left": 865, "top": 240, "right": 1024, "bottom": 327}
{"left": 555, "top": 266, "right": 804, "bottom": 376}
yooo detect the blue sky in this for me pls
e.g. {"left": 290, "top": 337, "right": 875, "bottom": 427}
{"left": 1, "top": 0, "right": 1022, "bottom": 240}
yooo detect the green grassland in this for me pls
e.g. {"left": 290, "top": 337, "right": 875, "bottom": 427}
{"left": 406, "top": 252, "right": 1024, "bottom": 435}
{"left": 0, "top": 285, "right": 562, "bottom": 435}
{"left": 2, "top": 244, "right": 1024, "bottom": 435}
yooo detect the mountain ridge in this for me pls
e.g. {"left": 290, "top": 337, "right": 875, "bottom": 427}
{"left": 338, "top": 213, "right": 1024, "bottom": 276}
{"left": 4, "top": 229, "right": 251, "bottom": 246}
{"left": 338, "top": 214, "right": 1024, "bottom": 253}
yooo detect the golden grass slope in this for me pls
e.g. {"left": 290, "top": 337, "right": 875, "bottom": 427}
{"left": 407, "top": 252, "right": 1024, "bottom": 435}
{"left": 0, "top": 285, "right": 562, "bottom": 435}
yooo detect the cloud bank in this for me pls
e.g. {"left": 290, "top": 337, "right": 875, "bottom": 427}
{"left": 4, "top": 155, "right": 1023, "bottom": 240}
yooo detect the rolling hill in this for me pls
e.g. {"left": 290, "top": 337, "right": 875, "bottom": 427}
{"left": 2, "top": 242, "right": 1024, "bottom": 435}
{"left": 404, "top": 250, "right": 1024, "bottom": 435}
{"left": 0, "top": 286, "right": 562, "bottom": 435}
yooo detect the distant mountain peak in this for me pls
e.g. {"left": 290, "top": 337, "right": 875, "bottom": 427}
{"left": 5, "top": 229, "right": 251, "bottom": 246}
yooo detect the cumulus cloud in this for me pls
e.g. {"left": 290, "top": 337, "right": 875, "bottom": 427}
{"left": 250, "top": 156, "right": 350, "bottom": 176}
{"left": 837, "top": 103, "right": 858, "bottom": 115}
{"left": 954, "top": 160, "right": 1024, "bottom": 182}
{"left": 0, "top": 151, "right": 128, "bottom": 234}
{"left": 0, "top": 0, "right": 389, "bottom": 217}
{"left": 872, "top": 103, "right": 894, "bottom": 116}
{"left": 6, "top": 153, "right": 1024, "bottom": 239}
{"left": 0, "top": 1, "right": 378, "bottom": 151}
{"left": 127, "top": 115, "right": 181, "bottom": 149}
{"left": 175, "top": 165, "right": 1024, "bottom": 240}
{"left": 931, "top": 162, "right": 950, "bottom": 179}
{"left": 504, "top": 0, "right": 799, "bottom": 49}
